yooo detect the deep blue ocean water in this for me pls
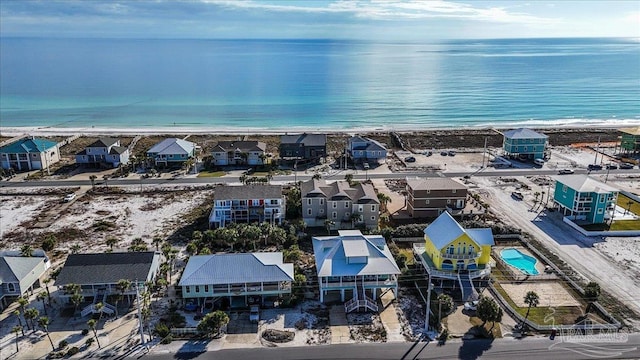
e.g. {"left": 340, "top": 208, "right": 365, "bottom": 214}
{"left": 1, "top": 37, "right": 639, "bottom": 131}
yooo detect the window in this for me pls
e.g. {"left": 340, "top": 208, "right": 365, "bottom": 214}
{"left": 332, "top": 212, "right": 337, "bottom": 219}
{"left": 195, "top": 286, "right": 200, "bottom": 293}
{"left": 186, "top": 286, "right": 190, "bottom": 293}
{"left": 345, "top": 212, "right": 350, "bottom": 217}
{"left": 599, "top": 194, "right": 605, "bottom": 203}
{"left": 204, "top": 285, "right": 209, "bottom": 292}
{"left": 307, "top": 199, "right": 312, "bottom": 205}
{"left": 345, "top": 202, "right": 349, "bottom": 208}
{"left": 307, "top": 208, "right": 312, "bottom": 215}
{"left": 426, "top": 189, "right": 430, "bottom": 194}
{"left": 169, "top": 154, "right": 173, "bottom": 158}
{"left": 447, "top": 199, "right": 451, "bottom": 204}
{"left": 320, "top": 199, "right": 324, "bottom": 205}
{"left": 270, "top": 199, "right": 279, "bottom": 205}
{"left": 319, "top": 209, "right": 324, "bottom": 214}
{"left": 425, "top": 200, "right": 430, "bottom": 205}
{"left": 371, "top": 216, "right": 375, "bottom": 221}
{"left": 452, "top": 189, "right": 457, "bottom": 194}
{"left": 8, "top": 283, "right": 15, "bottom": 292}
{"left": 371, "top": 205, "right": 376, "bottom": 211}
{"left": 598, "top": 208, "right": 603, "bottom": 214}
{"left": 563, "top": 185, "right": 568, "bottom": 193}
{"left": 332, "top": 202, "right": 337, "bottom": 208}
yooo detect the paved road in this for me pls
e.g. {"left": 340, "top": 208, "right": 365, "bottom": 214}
{"left": 146, "top": 334, "right": 640, "bottom": 360}
{"left": 1, "top": 168, "right": 638, "bottom": 188}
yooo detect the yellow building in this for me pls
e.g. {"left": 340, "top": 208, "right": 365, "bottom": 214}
{"left": 422, "top": 212, "right": 494, "bottom": 272}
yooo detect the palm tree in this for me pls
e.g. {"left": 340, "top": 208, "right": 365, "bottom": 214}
{"left": 377, "top": 193, "right": 392, "bottom": 213}
{"left": 24, "top": 308, "right": 39, "bottom": 332}
{"left": 11, "top": 325, "right": 22, "bottom": 353}
{"left": 153, "top": 236, "right": 162, "bottom": 251}
{"left": 106, "top": 237, "right": 118, "bottom": 251}
{"left": 38, "top": 316, "right": 55, "bottom": 351}
{"left": 266, "top": 171, "right": 273, "bottom": 184}
{"left": 13, "top": 310, "right": 25, "bottom": 336}
{"left": 584, "top": 282, "right": 601, "bottom": 313}
{"left": 349, "top": 212, "right": 362, "bottom": 228}
{"left": 20, "top": 244, "right": 33, "bottom": 257}
{"left": 87, "top": 319, "right": 101, "bottom": 348}
{"left": 533, "top": 191, "right": 540, "bottom": 204}
{"left": 95, "top": 302, "right": 105, "bottom": 322}
{"left": 115, "top": 279, "right": 132, "bottom": 316}
{"left": 70, "top": 244, "right": 81, "bottom": 254}
{"left": 37, "top": 291, "right": 48, "bottom": 315}
{"left": 324, "top": 219, "right": 335, "bottom": 234}
{"left": 344, "top": 173, "right": 354, "bottom": 185}
{"left": 89, "top": 175, "right": 97, "bottom": 190}
{"left": 523, "top": 291, "right": 539, "bottom": 325}
{"left": 239, "top": 173, "right": 247, "bottom": 185}
{"left": 43, "top": 278, "right": 52, "bottom": 302}
{"left": 70, "top": 293, "right": 83, "bottom": 318}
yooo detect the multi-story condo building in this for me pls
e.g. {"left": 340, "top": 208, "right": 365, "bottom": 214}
{"left": 209, "top": 184, "right": 285, "bottom": 228}
{"left": 503, "top": 128, "right": 549, "bottom": 160}
{"left": 406, "top": 177, "right": 468, "bottom": 218}
{"left": 553, "top": 175, "right": 618, "bottom": 224}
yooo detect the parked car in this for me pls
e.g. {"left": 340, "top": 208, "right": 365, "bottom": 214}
{"left": 533, "top": 158, "right": 545, "bottom": 166}
{"left": 588, "top": 164, "right": 603, "bottom": 171}
{"left": 249, "top": 305, "right": 260, "bottom": 323}
{"left": 619, "top": 163, "right": 635, "bottom": 169}
{"left": 63, "top": 193, "right": 76, "bottom": 202}
{"left": 464, "top": 300, "right": 479, "bottom": 311}
{"left": 440, "top": 151, "right": 448, "bottom": 156}
{"left": 511, "top": 191, "right": 524, "bottom": 200}
{"left": 558, "top": 169, "right": 574, "bottom": 175}
{"left": 363, "top": 162, "right": 370, "bottom": 170}
{"left": 423, "top": 151, "right": 433, "bottom": 157}
{"left": 404, "top": 156, "right": 416, "bottom": 163}
{"left": 606, "top": 163, "right": 618, "bottom": 170}
{"left": 448, "top": 150, "right": 456, "bottom": 157}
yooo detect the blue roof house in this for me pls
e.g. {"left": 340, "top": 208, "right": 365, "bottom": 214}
{"left": 312, "top": 230, "right": 400, "bottom": 312}
{"left": 503, "top": 128, "right": 549, "bottom": 160}
{"left": 179, "top": 253, "right": 294, "bottom": 308}
{"left": 147, "top": 138, "right": 196, "bottom": 167}
{"left": 0, "top": 137, "right": 60, "bottom": 171}
{"left": 346, "top": 136, "right": 387, "bottom": 164}
{"left": 553, "top": 175, "right": 618, "bottom": 224}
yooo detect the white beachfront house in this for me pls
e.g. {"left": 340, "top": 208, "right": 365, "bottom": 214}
{"left": 312, "top": 230, "right": 400, "bottom": 313}
{"left": 146, "top": 138, "right": 196, "bottom": 167}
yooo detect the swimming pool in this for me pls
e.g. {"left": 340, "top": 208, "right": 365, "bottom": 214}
{"left": 500, "top": 248, "right": 539, "bottom": 275}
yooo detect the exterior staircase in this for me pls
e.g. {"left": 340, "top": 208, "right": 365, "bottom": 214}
{"left": 344, "top": 287, "right": 378, "bottom": 313}
{"left": 458, "top": 272, "right": 478, "bottom": 302}
{"left": 80, "top": 290, "right": 116, "bottom": 317}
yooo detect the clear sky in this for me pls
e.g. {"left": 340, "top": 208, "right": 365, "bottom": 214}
{"left": 1, "top": 0, "right": 638, "bottom": 40}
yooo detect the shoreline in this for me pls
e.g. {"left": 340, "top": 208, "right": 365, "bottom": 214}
{"left": 1, "top": 123, "right": 638, "bottom": 137}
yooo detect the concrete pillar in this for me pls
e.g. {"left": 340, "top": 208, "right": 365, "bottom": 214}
{"left": 341, "top": 289, "right": 345, "bottom": 302}
{"left": 320, "top": 288, "right": 324, "bottom": 303}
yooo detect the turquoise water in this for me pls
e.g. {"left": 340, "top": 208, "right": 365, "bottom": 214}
{"left": 1, "top": 37, "right": 639, "bottom": 130}
{"left": 500, "top": 248, "right": 539, "bottom": 276}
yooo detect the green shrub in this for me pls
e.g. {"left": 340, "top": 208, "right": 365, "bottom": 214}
{"left": 85, "top": 337, "right": 95, "bottom": 346}
{"left": 81, "top": 328, "right": 89, "bottom": 336}
{"left": 66, "top": 347, "right": 79, "bottom": 356}
{"left": 58, "top": 340, "right": 68, "bottom": 350}
{"left": 160, "top": 334, "right": 173, "bottom": 344}
{"left": 154, "top": 323, "right": 171, "bottom": 338}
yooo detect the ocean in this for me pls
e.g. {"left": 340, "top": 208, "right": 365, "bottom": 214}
{"left": 1, "top": 37, "right": 639, "bottom": 131}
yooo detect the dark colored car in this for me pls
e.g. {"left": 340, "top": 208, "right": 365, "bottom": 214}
{"left": 404, "top": 156, "right": 416, "bottom": 162}
{"left": 619, "top": 163, "right": 635, "bottom": 169}
{"left": 606, "top": 163, "right": 618, "bottom": 170}
{"left": 588, "top": 164, "right": 603, "bottom": 171}
{"left": 440, "top": 151, "right": 448, "bottom": 156}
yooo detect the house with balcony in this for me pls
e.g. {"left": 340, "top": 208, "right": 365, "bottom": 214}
{"left": 55, "top": 252, "right": 161, "bottom": 317}
{"left": 212, "top": 141, "right": 267, "bottom": 166}
{"left": 209, "top": 184, "right": 285, "bottom": 228}
{"left": 301, "top": 179, "right": 380, "bottom": 230}
{"left": 0, "top": 137, "right": 60, "bottom": 171}
{"left": 312, "top": 230, "right": 400, "bottom": 313}
{"left": 406, "top": 177, "right": 468, "bottom": 218}
{"left": 76, "top": 137, "right": 130, "bottom": 168}
{"left": 146, "top": 138, "right": 196, "bottom": 167}
{"left": 619, "top": 126, "right": 640, "bottom": 153}
{"left": 413, "top": 212, "right": 494, "bottom": 301}
{"left": 279, "top": 133, "right": 327, "bottom": 163}
{"left": 346, "top": 136, "right": 387, "bottom": 164}
{"left": 553, "top": 175, "right": 618, "bottom": 224}
{"left": 179, "top": 252, "right": 294, "bottom": 309}
{"left": 0, "top": 250, "right": 50, "bottom": 310}
{"left": 502, "top": 128, "right": 549, "bottom": 160}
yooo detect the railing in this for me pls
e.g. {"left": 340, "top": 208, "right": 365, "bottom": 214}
{"left": 323, "top": 279, "right": 396, "bottom": 289}
{"left": 344, "top": 298, "right": 378, "bottom": 313}
{"left": 441, "top": 252, "right": 481, "bottom": 260}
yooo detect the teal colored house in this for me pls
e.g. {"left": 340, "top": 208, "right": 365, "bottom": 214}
{"left": 553, "top": 175, "right": 618, "bottom": 224}
{"left": 0, "top": 137, "right": 60, "bottom": 171}
{"left": 503, "top": 128, "right": 548, "bottom": 160}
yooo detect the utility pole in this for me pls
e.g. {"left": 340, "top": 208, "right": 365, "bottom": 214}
{"left": 594, "top": 136, "right": 601, "bottom": 165}
{"left": 482, "top": 137, "right": 487, "bottom": 168}
{"left": 135, "top": 282, "right": 146, "bottom": 348}
{"left": 424, "top": 272, "right": 432, "bottom": 337}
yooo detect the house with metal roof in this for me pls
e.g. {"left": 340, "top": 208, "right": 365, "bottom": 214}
{"left": 312, "top": 230, "right": 400, "bottom": 312}
{"left": 146, "top": 138, "right": 196, "bottom": 167}
{"left": 0, "top": 251, "right": 50, "bottom": 310}
{"left": 502, "top": 128, "right": 549, "bottom": 160}
{"left": 212, "top": 141, "right": 267, "bottom": 166}
{"left": 301, "top": 179, "right": 380, "bottom": 230}
{"left": 279, "top": 133, "right": 327, "bottom": 162}
{"left": 209, "top": 184, "right": 285, "bottom": 228}
{"left": 55, "top": 252, "right": 161, "bottom": 317}
{"left": 553, "top": 175, "right": 618, "bottom": 224}
{"left": 0, "top": 137, "right": 60, "bottom": 171}
{"left": 346, "top": 136, "right": 387, "bottom": 164}
{"left": 76, "top": 137, "right": 130, "bottom": 168}
{"left": 406, "top": 177, "right": 468, "bottom": 218}
{"left": 179, "top": 252, "right": 294, "bottom": 308}
{"left": 413, "top": 212, "right": 494, "bottom": 301}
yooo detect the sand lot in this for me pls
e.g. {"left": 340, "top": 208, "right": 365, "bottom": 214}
{"left": 501, "top": 282, "right": 581, "bottom": 308}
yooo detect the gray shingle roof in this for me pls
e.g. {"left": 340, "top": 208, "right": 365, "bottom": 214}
{"left": 280, "top": 134, "right": 327, "bottom": 146}
{"left": 406, "top": 177, "right": 467, "bottom": 191}
{"left": 348, "top": 136, "right": 387, "bottom": 151}
{"left": 55, "top": 252, "right": 159, "bottom": 286}
{"left": 89, "top": 138, "right": 119, "bottom": 148}
{"left": 178, "top": 253, "right": 294, "bottom": 286}
{"left": 0, "top": 256, "right": 46, "bottom": 284}
{"left": 300, "top": 179, "right": 379, "bottom": 204}
{"left": 109, "top": 146, "right": 128, "bottom": 155}
{"left": 214, "top": 184, "right": 282, "bottom": 201}
{"left": 212, "top": 141, "right": 266, "bottom": 152}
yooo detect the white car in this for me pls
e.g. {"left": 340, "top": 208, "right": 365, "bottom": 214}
{"left": 558, "top": 169, "right": 574, "bottom": 175}
{"left": 464, "top": 300, "right": 479, "bottom": 311}
{"left": 63, "top": 193, "right": 76, "bottom": 202}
